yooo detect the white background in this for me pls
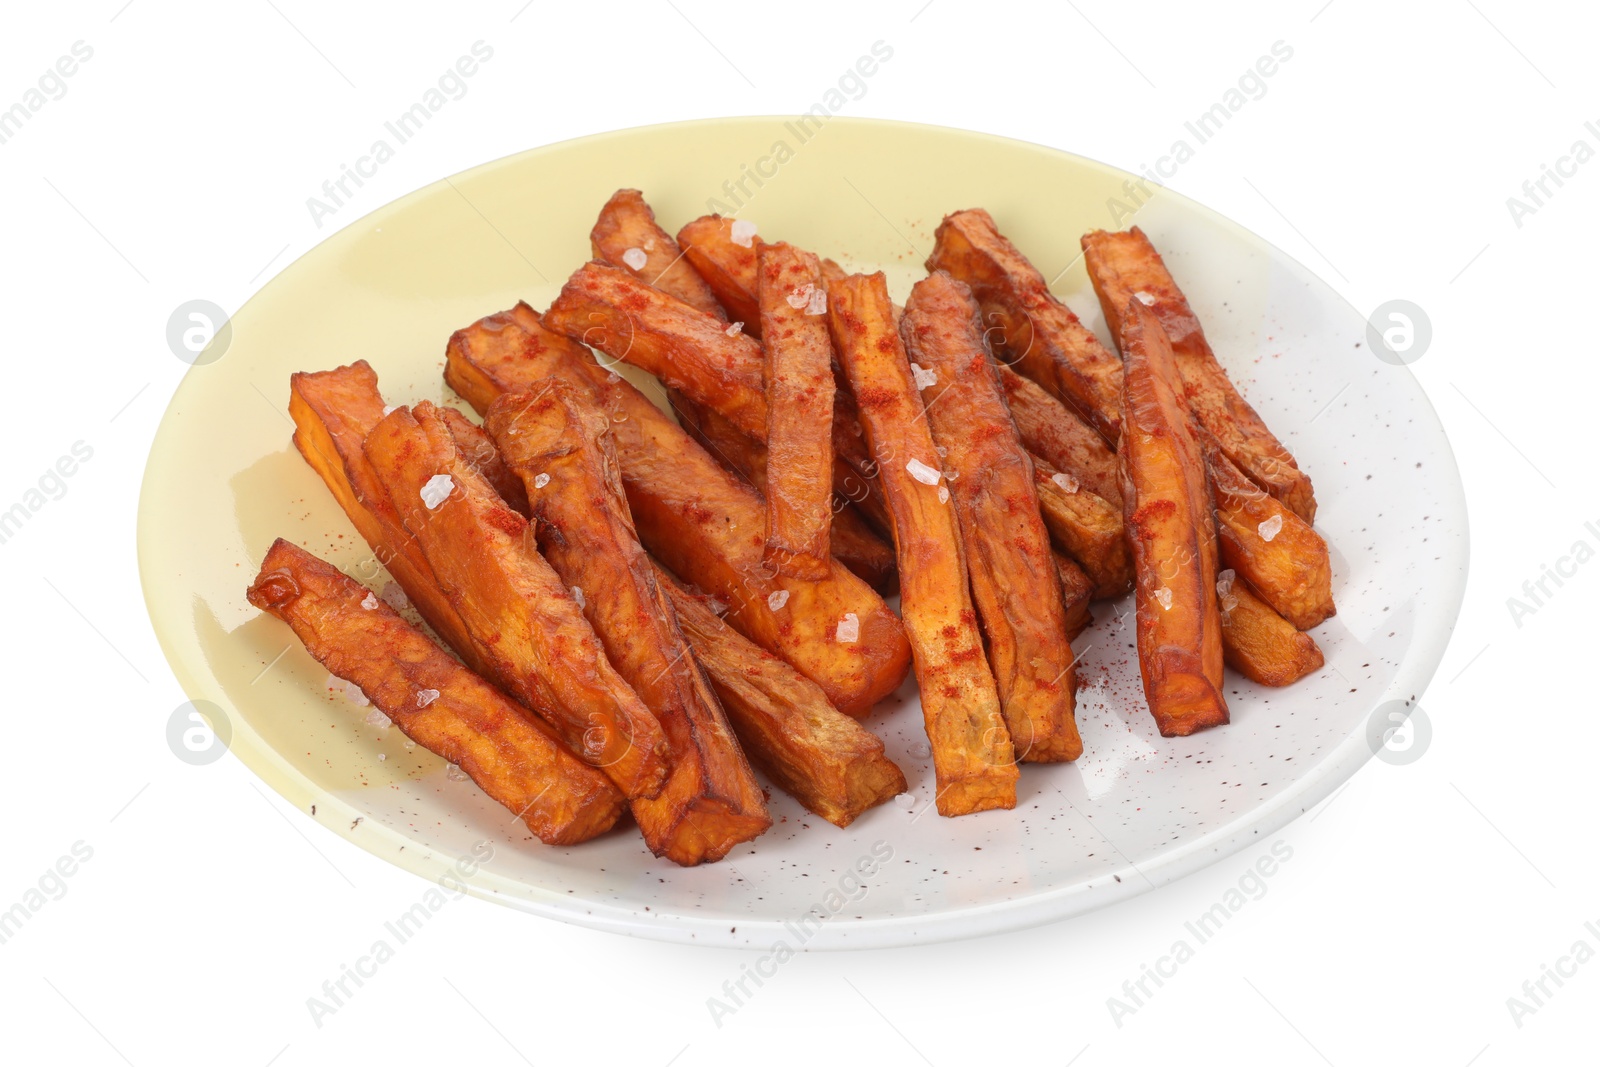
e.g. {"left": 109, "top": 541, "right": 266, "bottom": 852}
{"left": 2, "top": 1, "right": 1594, "bottom": 1064}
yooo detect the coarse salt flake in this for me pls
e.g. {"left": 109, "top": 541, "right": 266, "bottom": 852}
{"left": 365, "top": 707, "right": 391, "bottom": 729}
{"left": 906, "top": 457, "right": 941, "bottom": 485}
{"left": 894, "top": 792, "right": 916, "bottom": 810}
{"left": 416, "top": 688, "right": 440, "bottom": 708}
{"left": 1052, "top": 471, "right": 1080, "bottom": 494}
{"left": 786, "top": 283, "right": 815, "bottom": 310}
{"left": 836, "top": 612, "right": 860, "bottom": 643}
{"left": 1216, "top": 568, "right": 1236, "bottom": 597}
{"left": 382, "top": 404, "right": 399, "bottom": 416}
{"left": 571, "top": 586, "right": 586, "bottom": 609}
{"left": 767, "top": 590, "right": 790, "bottom": 610}
{"left": 1220, "top": 592, "right": 1239, "bottom": 612}
{"left": 1154, "top": 587, "right": 1173, "bottom": 611}
{"left": 533, "top": 473, "right": 550, "bottom": 489}
{"left": 621, "top": 247, "right": 648, "bottom": 271}
{"left": 327, "top": 675, "right": 369, "bottom": 707}
{"left": 420, "top": 473, "right": 454, "bottom": 509}
{"left": 1134, "top": 290, "right": 1157, "bottom": 306}
{"left": 910, "top": 362, "right": 938, "bottom": 390}
{"left": 730, "top": 219, "right": 758, "bottom": 247}
{"left": 805, "top": 286, "right": 827, "bottom": 316}
{"left": 360, "top": 591, "right": 379, "bottom": 610}
{"left": 380, "top": 581, "right": 409, "bottom": 611}
{"left": 377, "top": 753, "right": 387, "bottom": 762}
{"left": 707, "top": 597, "right": 729, "bottom": 616}
{"left": 725, "top": 321, "right": 744, "bottom": 337}
{"left": 1258, "top": 514, "right": 1284, "bottom": 542}
{"left": 938, "top": 486, "right": 950, "bottom": 503}
{"left": 446, "top": 764, "right": 469, "bottom": 782}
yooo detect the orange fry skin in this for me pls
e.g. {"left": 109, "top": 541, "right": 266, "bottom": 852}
{"left": 590, "top": 189, "right": 726, "bottom": 320}
{"left": 1082, "top": 226, "right": 1316, "bottom": 522}
{"left": 998, "top": 363, "right": 1122, "bottom": 508}
{"left": 246, "top": 539, "right": 625, "bottom": 845}
{"left": 928, "top": 208, "right": 1124, "bottom": 443}
{"left": 1218, "top": 575, "right": 1325, "bottom": 687}
{"left": 484, "top": 382, "right": 770, "bottom": 865}
{"left": 1055, "top": 554, "right": 1094, "bottom": 641}
{"left": 676, "top": 214, "right": 762, "bottom": 334}
{"left": 758, "top": 241, "right": 836, "bottom": 579}
{"left": 1204, "top": 438, "right": 1335, "bottom": 631}
{"left": 288, "top": 362, "right": 488, "bottom": 676}
{"left": 542, "top": 261, "right": 885, "bottom": 514}
{"left": 1119, "top": 301, "right": 1229, "bottom": 736}
{"left": 1032, "top": 455, "right": 1134, "bottom": 599}
{"left": 444, "top": 304, "right": 912, "bottom": 717}
{"left": 363, "top": 402, "right": 672, "bottom": 799}
{"left": 436, "top": 404, "right": 529, "bottom": 515}
{"left": 829, "top": 271, "right": 1018, "bottom": 816}
{"left": 902, "top": 271, "right": 1082, "bottom": 763}
{"left": 670, "top": 390, "right": 898, "bottom": 593}
{"left": 660, "top": 567, "right": 907, "bottom": 828}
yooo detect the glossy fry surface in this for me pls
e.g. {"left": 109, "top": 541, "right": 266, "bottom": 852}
{"left": 998, "top": 363, "right": 1122, "bottom": 507}
{"left": 1032, "top": 455, "right": 1134, "bottom": 599}
{"left": 1218, "top": 574, "right": 1325, "bottom": 686}
{"left": 1119, "top": 302, "right": 1229, "bottom": 736}
{"left": 485, "top": 382, "right": 769, "bottom": 865}
{"left": 247, "top": 539, "right": 625, "bottom": 845}
{"left": 928, "top": 208, "right": 1124, "bottom": 442}
{"left": 676, "top": 214, "right": 762, "bottom": 333}
{"left": 590, "top": 189, "right": 726, "bottom": 319}
{"left": 363, "top": 402, "right": 672, "bottom": 798}
{"left": 902, "top": 271, "right": 1082, "bottom": 762}
{"left": 1082, "top": 226, "right": 1316, "bottom": 521}
{"left": 829, "top": 271, "right": 1017, "bottom": 815}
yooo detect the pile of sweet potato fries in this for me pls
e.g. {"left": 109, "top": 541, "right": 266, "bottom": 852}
{"left": 245, "top": 190, "right": 1335, "bottom": 865}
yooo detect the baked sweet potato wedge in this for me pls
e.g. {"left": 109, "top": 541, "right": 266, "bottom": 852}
{"left": 1204, "top": 436, "right": 1335, "bottom": 631}
{"left": 542, "top": 260, "right": 884, "bottom": 511}
{"left": 1032, "top": 454, "right": 1134, "bottom": 599}
{"left": 484, "top": 381, "right": 769, "bottom": 865}
{"left": 669, "top": 390, "right": 897, "bottom": 593}
{"left": 902, "top": 271, "right": 1082, "bottom": 763}
{"left": 659, "top": 566, "right": 907, "bottom": 827}
{"left": 444, "top": 303, "right": 912, "bottom": 716}
{"left": 363, "top": 401, "right": 672, "bottom": 799}
{"left": 829, "top": 271, "right": 1017, "bottom": 815}
{"left": 1056, "top": 553, "right": 1094, "bottom": 641}
{"left": 1082, "top": 226, "right": 1316, "bottom": 522}
{"left": 757, "top": 241, "right": 836, "bottom": 579}
{"left": 928, "top": 208, "right": 1124, "bottom": 442}
{"left": 676, "top": 214, "right": 762, "bottom": 333}
{"left": 1119, "top": 301, "right": 1229, "bottom": 736}
{"left": 590, "top": 189, "right": 726, "bottom": 320}
{"left": 998, "top": 363, "right": 1121, "bottom": 507}
{"left": 436, "top": 404, "right": 529, "bottom": 515}
{"left": 1217, "top": 570, "right": 1325, "bottom": 686}
{"left": 246, "top": 539, "right": 625, "bottom": 845}
{"left": 288, "top": 362, "right": 486, "bottom": 674}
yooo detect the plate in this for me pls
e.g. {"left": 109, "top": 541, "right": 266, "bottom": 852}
{"left": 138, "top": 117, "right": 1467, "bottom": 949}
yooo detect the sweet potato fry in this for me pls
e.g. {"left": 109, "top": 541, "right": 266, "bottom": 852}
{"left": 676, "top": 214, "right": 761, "bottom": 333}
{"left": 1119, "top": 301, "right": 1229, "bottom": 736}
{"left": 542, "top": 260, "right": 884, "bottom": 510}
{"left": 998, "top": 363, "right": 1121, "bottom": 507}
{"left": 288, "top": 362, "right": 487, "bottom": 674}
{"left": 436, "top": 404, "right": 529, "bottom": 515}
{"left": 902, "top": 271, "right": 1082, "bottom": 762}
{"left": 669, "top": 390, "right": 898, "bottom": 593}
{"left": 246, "top": 539, "right": 625, "bottom": 845}
{"left": 928, "top": 208, "right": 1124, "bottom": 442}
{"left": 1204, "top": 437, "right": 1335, "bottom": 631}
{"left": 757, "top": 241, "right": 836, "bottom": 579}
{"left": 829, "top": 271, "right": 1017, "bottom": 816}
{"left": 590, "top": 189, "right": 726, "bottom": 320}
{"left": 483, "top": 382, "right": 769, "bottom": 865}
{"left": 1217, "top": 572, "right": 1325, "bottom": 687}
{"left": 444, "top": 304, "right": 912, "bottom": 716}
{"left": 1056, "top": 554, "right": 1094, "bottom": 641}
{"left": 1082, "top": 226, "right": 1316, "bottom": 522}
{"left": 1032, "top": 455, "right": 1134, "bottom": 598}
{"left": 659, "top": 566, "right": 907, "bottom": 827}
{"left": 363, "top": 401, "right": 672, "bottom": 799}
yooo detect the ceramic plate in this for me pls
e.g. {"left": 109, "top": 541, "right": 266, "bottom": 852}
{"left": 139, "top": 117, "right": 1467, "bottom": 949}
